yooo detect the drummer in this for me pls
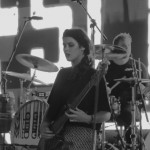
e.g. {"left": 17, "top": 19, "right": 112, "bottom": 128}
{"left": 105, "top": 33, "right": 150, "bottom": 146}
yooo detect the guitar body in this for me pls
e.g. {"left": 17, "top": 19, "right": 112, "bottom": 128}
{"left": 37, "top": 61, "right": 108, "bottom": 150}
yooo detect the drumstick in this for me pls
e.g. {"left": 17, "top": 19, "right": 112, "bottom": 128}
{"left": 110, "top": 81, "right": 121, "bottom": 91}
{"left": 110, "top": 76, "right": 126, "bottom": 91}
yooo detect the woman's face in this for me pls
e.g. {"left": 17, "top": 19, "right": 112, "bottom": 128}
{"left": 63, "top": 37, "right": 84, "bottom": 66}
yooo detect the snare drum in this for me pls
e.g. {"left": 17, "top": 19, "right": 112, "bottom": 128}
{"left": 10, "top": 100, "right": 48, "bottom": 146}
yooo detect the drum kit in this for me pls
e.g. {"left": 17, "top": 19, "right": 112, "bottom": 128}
{"left": 94, "top": 44, "right": 127, "bottom": 60}
{"left": 0, "top": 54, "right": 58, "bottom": 149}
{"left": 95, "top": 44, "right": 150, "bottom": 150}
{"left": 0, "top": 44, "right": 150, "bottom": 150}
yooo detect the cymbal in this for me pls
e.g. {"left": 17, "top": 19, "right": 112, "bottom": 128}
{"left": 3, "top": 71, "right": 47, "bottom": 84}
{"left": 16, "top": 54, "right": 58, "bottom": 72}
{"left": 114, "top": 77, "right": 150, "bottom": 83}
{"left": 95, "top": 44, "right": 126, "bottom": 60}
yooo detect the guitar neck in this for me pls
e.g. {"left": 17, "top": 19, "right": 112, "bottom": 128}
{"left": 71, "top": 69, "right": 105, "bottom": 109}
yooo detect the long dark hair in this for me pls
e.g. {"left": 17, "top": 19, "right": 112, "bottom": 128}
{"left": 63, "top": 28, "right": 94, "bottom": 68}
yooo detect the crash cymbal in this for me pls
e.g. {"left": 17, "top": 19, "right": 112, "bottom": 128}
{"left": 114, "top": 77, "right": 150, "bottom": 83}
{"left": 95, "top": 44, "right": 126, "bottom": 60}
{"left": 16, "top": 54, "right": 58, "bottom": 72}
{"left": 3, "top": 71, "right": 47, "bottom": 84}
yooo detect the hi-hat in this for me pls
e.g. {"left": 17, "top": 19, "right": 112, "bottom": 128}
{"left": 16, "top": 54, "right": 58, "bottom": 72}
{"left": 114, "top": 77, "right": 150, "bottom": 83}
{"left": 95, "top": 44, "right": 126, "bottom": 60}
{"left": 3, "top": 71, "right": 47, "bottom": 84}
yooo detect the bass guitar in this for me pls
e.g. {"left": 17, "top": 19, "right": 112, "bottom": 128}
{"left": 38, "top": 60, "right": 108, "bottom": 150}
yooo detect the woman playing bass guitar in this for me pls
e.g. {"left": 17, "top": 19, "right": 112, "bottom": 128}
{"left": 38, "top": 28, "right": 111, "bottom": 150}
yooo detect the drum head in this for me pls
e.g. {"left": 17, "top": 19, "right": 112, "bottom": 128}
{"left": 10, "top": 100, "right": 48, "bottom": 146}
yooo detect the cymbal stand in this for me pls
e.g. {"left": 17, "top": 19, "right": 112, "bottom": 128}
{"left": 137, "top": 58, "right": 149, "bottom": 123}
{"left": 24, "top": 69, "right": 38, "bottom": 102}
{"left": 100, "top": 122, "right": 106, "bottom": 150}
{"left": 130, "top": 79, "right": 147, "bottom": 150}
{"left": 26, "top": 69, "right": 37, "bottom": 89}
{"left": 136, "top": 58, "right": 148, "bottom": 150}
{"left": 1, "top": 73, "right": 8, "bottom": 96}
{"left": 129, "top": 57, "right": 139, "bottom": 150}
{"left": 19, "top": 78, "right": 25, "bottom": 106}
{"left": 130, "top": 57, "right": 147, "bottom": 150}
{"left": 130, "top": 80, "right": 138, "bottom": 150}
{"left": 110, "top": 96, "right": 126, "bottom": 149}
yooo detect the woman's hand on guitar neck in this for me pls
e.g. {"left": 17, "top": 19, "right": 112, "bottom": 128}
{"left": 65, "top": 107, "right": 91, "bottom": 123}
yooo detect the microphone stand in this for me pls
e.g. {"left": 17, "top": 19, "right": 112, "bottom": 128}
{"left": 5, "top": 19, "right": 29, "bottom": 73}
{"left": 75, "top": 0, "right": 107, "bottom": 41}
{"left": 3, "top": 19, "right": 30, "bottom": 106}
{"left": 73, "top": 1, "right": 108, "bottom": 150}
{"left": 0, "top": 18, "right": 30, "bottom": 150}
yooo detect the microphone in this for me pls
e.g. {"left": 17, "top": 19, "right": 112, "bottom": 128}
{"left": 24, "top": 16, "right": 43, "bottom": 20}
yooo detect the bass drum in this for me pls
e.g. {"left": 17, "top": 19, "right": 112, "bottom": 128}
{"left": 10, "top": 100, "right": 48, "bottom": 147}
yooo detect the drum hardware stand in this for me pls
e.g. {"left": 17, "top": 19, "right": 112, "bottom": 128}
{"left": 128, "top": 56, "right": 141, "bottom": 150}
{"left": 0, "top": 133, "right": 6, "bottom": 150}
{"left": 110, "top": 100, "right": 126, "bottom": 150}
{"left": 128, "top": 79, "right": 147, "bottom": 150}
{"left": 98, "top": 122, "right": 106, "bottom": 150}
{"left": 19, "top": 78, "right": 26, "bottom": 106}
{"left": 137, "top": 58, "right": 149, "bottom": 150}
{"left": 138, "top": 102, "right": 147, "bottom": 150}
{"left": 129, "top": 57, "right": 149, "bottom": 150}
{"left": 0, "top": 76, "right": 10, "bottom": 150}
{"left": 26, "top": 69, "right": 37, "bottom": 89}
{"left": 25, "top": 69, "right": 37, "bottom": 102}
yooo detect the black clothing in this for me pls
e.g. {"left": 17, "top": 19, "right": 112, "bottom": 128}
{"left": 105, "top": 58, "right": 149, "bottom": 126}
{"left": 44, "top": 62, "right": 111, "bottom": 150}
{"left": 105, "top": 58, "right": 149, "bottom": 147}
{"left": 46, "top": 64, "right": 110, "bottom": 130}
